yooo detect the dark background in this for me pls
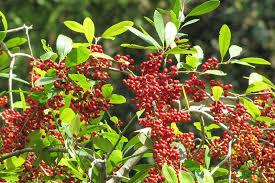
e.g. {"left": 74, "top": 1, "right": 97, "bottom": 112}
{"left": 1, "top": 0, "right": 274, "bottom": 131}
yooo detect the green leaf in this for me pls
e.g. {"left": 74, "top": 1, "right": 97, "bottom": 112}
{"left": 165, "top": 47, "right": 197, "bottom": 55}
{"left": 187, "top": 0, "right": 220, "bottom": 17}
{"left": 144, "top": 16, "right": 154, "bottom": 26}
{"left": 60, "top": 108, "right": 75, "bottom": 123}
{"left": 41, "top": 39, "right": 53, "bottom": 52}
{"left": 219, "top": 24, "right": 231, "bottom": 61}
{"left": 109, "top": 94, "right": 126, "bottom": 104}
{"left": 0, "top": 11, "right": 7, "bottom": 42}
{"left": 126, "top": 26, "right": 157, "bottom": 47}
{"left": 0, "top": 73, "right": 29, "bottom": 85}
{"left": 182, "top": 19, "right": 200, "bottom": 27}
{"left": 70, "top": 115, "right": 81, "bottom": 135}
{"left": 246, "top": 81, "right": 270, "bottom": 94}
{"left": 172, "top": 142, "right": 186, "bottom": 162}
{"left": 101, "top": 84, "right": 113, "bottom": 98}
{"left": 72, "top": 42, "right": 91, "bottom": 48}
{"left": 136, "top": 108, "right": 145, "bottom": 119}
{"left": 229, "top": 45, "right": 242, "bottom": 58}
{"left": 179, "top": 171, "right": 195, "bottom": 183}
{"left": 239, "top": 57, "right": 270, "bottom": 65}
{"left": 40, "top": 51, "right": 57, "bottom": 61}
{"left": 101, "top": 21, "right": 134, "bottom": 40}
{"left": 35, "top": 77, "right": 58, "bottom": 86}
{"left": 6, "top": 154, "right": 26, "bottom": 169}
{"left": 195, "top": 170, "right": 204, "bottom": 183}
{"left": 239, "top": 97, "right": 260, "bottom": 119}
{"left": 90, "top": 52, "right": 113, "bottom": 60}
{"left": 5, "top": 37, "right": 27, "bottom": 48}
{"left": 29, "top": 91, "right": 48, "bottom": 103}
{"left": 94, "top": 136, "right": 113, "bottom": 152}
{"left": 204, "top": 169, "right": 214, "bottom": 183}
{"left": 154, "top": 10, "right": 165, "bottom": 45}
{"left": 204, "top": 70, "right": 227, "bottom": 76}
{"left": 170, "top": 11, "right": 180, "bottom": 30}
{"left": 128, "top": 169, "right": 149, "bottom": 183}
{"left": 186, "top": 55, "right": 199, "bottom": 69}
{"left": 139, "top": 26, "right": 161, "bottom": 49}
{"left": 172, "top": 0, "right": 181, "bottom": 17}
{"left": 230, "top": 59, "right": 255, "bottom": 68}
{"left": 165, "top": 22, "right": 177, "bottom": 47}
{"left": 205, "top": 146, "right": 211, "bottom": 169}
{"left": 212, "top": 86, "right": 223, "bottom": 101}
{"left": 65, "top": 46, "right": 91, "bottom": 67}
{"left": 83, "top": 17, "right": 95, "bottom": 43}
{"left": 68, "top": 74, "right": 91, "bottom": 92}
{"left": 192, "top": 45, "right": 204, "bottom": 62}
{"left": 56, "top": 34, "right": 72, "bottom": 61}
{"left": 64, "top": 20, "right": 84, "bottom": 33}
{"left": 210, "top": 168, "right": 228, "bottom": 178}
{"left": 256, "top": 116, "right": 274, "bottom": 127}
{"left": 77, "top": 124, "right": 108, "bottom": 137}
{"left": 162, "top": 164, "right": 178, "bottom": 183}
{"left": 171, "top": 122, "right": 181, "bottom": 135}
{"left": 110, "top": 116, "right": 118, "bottom": 124}
{"left": 107, "top": 150, "right": 122, "bottom": 173}
{"left": 19, "top": 88, "right": 26, "bottom": 112}
{"left": 184, "top": 160, "right": 200, "bottom": 172}
{"left": 248, "top": 73, "right": 263, "bottom": 85}
{"left": 120, "top": 43, "right": 157, "bottom": 50}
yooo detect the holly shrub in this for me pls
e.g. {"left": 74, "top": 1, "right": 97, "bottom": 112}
{"left": 0, "top": 0, "right": 274, "bottom": 183}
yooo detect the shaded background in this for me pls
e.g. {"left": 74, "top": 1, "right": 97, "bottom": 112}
{"left": 1, "top": 0, "right": 274, "bottom": 131}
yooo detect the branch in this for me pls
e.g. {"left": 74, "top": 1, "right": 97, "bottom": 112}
{"left": 108, "top": 67, "right": 131, "bottom": 75}
{"left": 106, "top": 146, "right": 149, "bottom": 183}
{"left": 210, "top": 139, "right": 235, "bottom": 176}
{"left": 0, "top": 147, "right": 103, "bottom": 163}
{"left": 6, "top": 25, "right": 33, "bottom": 33}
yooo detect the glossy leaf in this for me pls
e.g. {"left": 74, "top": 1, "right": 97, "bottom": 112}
{"left": 68, "top": 74, "right": 91, "bottom": 92}
{"left": 101, "top": 21, "right": 134, "bottom": 40}
{"left": 239, "top": 97, "right": 260, "bottom": 119}
{"left": 126, "top": 26, "right": 152, "bottom": 45}
{"left": 110, "top": 116, "right": 118, "bottom": 124}
{"left": 179, "top": 171, "right": 195, "bottom": 183}
{"left": 56, "top": 34, "right": 72, "bottom": 61}
{"left": 170, "top": 11, "right": 179, "bottom": 30}
{"left": 165, "top": 47, "right": 197, "bottom": 55}
{"left": 162, "top": 164, "right": 178, "bottom": 183}
{"left": 64, "top": 20, "right": 84, "bottom": 33}
{"left": 144, "top": 16, "right": 154, "bottom": 26}
{"left": 139, "top": 26, "right": 161, "bottom": 48}
{"left": 239, "top": 57, "right": 270, "bottom": 65}
{"left": 186, "top": 55, "right": 199, "bottom": 69}
{"left": 41, "top": 39, "right": 53, "bottom": 52}
{"left": 219, "top": 24, "right": 231, "bottom": 61}
{"left": 204, "top": 70, "right": 227, "bottom": 76}
{"left": 230, "top": 60, "right": 255, "bottom": 68}
{"left": 72, "top": 42, "right": 91, "bottom": 48}
{"left": 136, "top": 108, "right": 145, "bottom": 119}
{"left": 70, "top": 115, "right": 80, "bottom": 135}
{"left": 35, "top": 77, "right": 58, "bottom": 86}
{"left": 204, "top": 169, "right": 214, "bottom": 183}
{"left": 172, "top": 0, "right": 181, "bottom": 17}
{"left": 171, "top": 122, "right": 181, "bottom": 135}
{"left": 5, "top": 37, "right": 27, "bottom": 48}
{"left": 102, "top": 84, "right": 113, "bottom": 98}
{"left": 40, "top": 51, "right": 57, "bottom": 61}
{"left": 172, "top": 142, "right": 186, "bottom": 162}
{"left": 187, "top": 0, "right": 220, "bottom": 17}
{"left": 205, "top": 146, "right": 211, "bottom": 169}
{"left": 246, "top": 81, "right": 270, "bottom": 94}
{"left": 6, "top": 154, "right": 26, "bottom": 169}
{"left": 121, "top": 43, "right": 157, "bottom": 50}
{"left": 229, "top": 45, "right": 242, "bottom": 58}
{"left": 109, "top": 94, "right": 126, "bottom": 104}
{"left": 182, "top": 19, "right": 200, "bottom": 27}
{"left": 0, "top": 11, "right": 7, "bottom": 42}
{"left": 83, "top": 17, "right": 95, "bottom": 43}
{"left": 212, "top": 86, "right": 223, "bottom": 101}
{"left": 165, "top": 22, "right": 177, "bottom": 47}
{"left": 65, "top": 46, "right": 91, "bottom": 67}
{"left": 154, "top": 10, "right": 165, "bottom": 45}
{"left": 19, "top": 88, "right": 27, "bottom": 112}
{"left": 256, "top": 116, "right": 274, "bottom": 127}
{"left": 90, "top": 52, "right": 113, "bottom": 60}
{"left": 128, "top": 169, "right": 149, "bottom": 183}
{"left": 60, "top": 108, "right": 75, "bottom": 123}
{"left": 0, "top": 73, "right": 29, "bottom": 85}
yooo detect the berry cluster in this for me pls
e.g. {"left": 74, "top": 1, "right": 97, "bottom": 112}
{"left": 210, "top": 80, "right": 232, "bottom": 97}
{"left": 184, "top": 73, "right": 206, "bottom": 102}
{"left": 114, "top": 54, "right": 135, "bottom": 71}
{"left": 201, "top": 57, "right": 219, "bottom": 72}
{"left": 0, "top": 96, "right": 7, "bottom": 108}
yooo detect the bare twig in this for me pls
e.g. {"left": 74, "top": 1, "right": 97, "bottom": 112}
{"left": 8, "top": 57, "right": 16, "bottom": 109}
{"left": 108, "top": 67, "right": 131, "bottom": 75}
{"left": 6, "top": 25, "right": 33, "bottom": 33}
{"left": 259, "top": 138, "right": 274, "bottom": 146}
{"left": 24, "top": 24, "right": 33, "bottom": 56}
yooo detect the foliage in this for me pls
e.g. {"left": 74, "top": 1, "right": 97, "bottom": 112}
{"left": 0, "top": 1, "right": 274, "bottom": 183}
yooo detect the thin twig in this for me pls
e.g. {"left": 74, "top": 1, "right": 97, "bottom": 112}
{"left": 6, "top": 25, "right": 33, "bottom": 33}
{"left": 210, "top": 139, "right": 235, "bottom": 176}
{"left": 24, "top": 24, "right": 33, "bottom": 56}
{"left": 259, "top": 138, "right": 274, "bottom": 146}
{"left": 191, "top": 115, "right": 205, "bottom": 159}
{"left": 106, "top": 114, "right": 137, "bottom": 160}
{"left": 8, "top": 57, "right": 16, "bottom": 109}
